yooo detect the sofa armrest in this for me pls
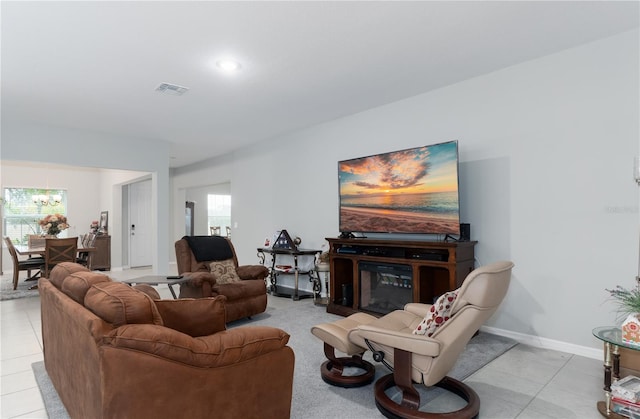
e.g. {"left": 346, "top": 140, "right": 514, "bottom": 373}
{"left": 237, "top": 265, "right": 269, "bottom": 280}
{"left": 105, "top": 324, "right": 290, "bottom": 368}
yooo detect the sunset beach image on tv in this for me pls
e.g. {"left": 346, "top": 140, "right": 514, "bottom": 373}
{"left": 338, "top": 141, "right": 460, "bottom": 235}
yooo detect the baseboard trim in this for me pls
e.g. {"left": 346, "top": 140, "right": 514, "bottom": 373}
{"left": 480, "top": 325, "right": 602, "bottom": 361}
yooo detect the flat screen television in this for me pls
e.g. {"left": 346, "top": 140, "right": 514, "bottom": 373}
{"left": 338, "top": 140, "right": 460, "bottom": 236}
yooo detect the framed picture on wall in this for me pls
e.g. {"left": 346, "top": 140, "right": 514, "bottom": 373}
{"left": 99, "top": 211, "right": 108, "bottom": 234}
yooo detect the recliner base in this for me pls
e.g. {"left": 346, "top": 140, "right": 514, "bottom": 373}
{"left": 374, "top": 374, "right": 480, "bottom": 419}
{"left": 320, "top": 356, "right": 375, "bottom": 388}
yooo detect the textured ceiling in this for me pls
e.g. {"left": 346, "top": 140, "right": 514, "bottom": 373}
{"left": 2, "top": 1, "right": 638, "bottom": 167}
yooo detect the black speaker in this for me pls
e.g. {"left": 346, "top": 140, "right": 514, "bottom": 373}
{"left": 460, "top": 223, "right": 471, "bottom": 241}
{"left": 341, "top": 284, "right": 353, "bottom": 306}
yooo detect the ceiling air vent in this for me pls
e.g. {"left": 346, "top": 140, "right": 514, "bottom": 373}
{"left": 155, "top": 82, "right": 189, "bottom": 96}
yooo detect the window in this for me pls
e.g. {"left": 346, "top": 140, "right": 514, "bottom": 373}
{"left": 2, "top": 188, "right": 68, "bottom": 244}
{"left": 207, "top": 194, "right": 231, "bottom": 235}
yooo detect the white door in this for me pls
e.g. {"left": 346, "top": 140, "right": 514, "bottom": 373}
{"left": 129, "top": 179, "right": 153, "bottom": 267}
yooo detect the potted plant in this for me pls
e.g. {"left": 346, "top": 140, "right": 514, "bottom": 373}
{"left": 607, "top": 285, "right": 640, "bottom": 346}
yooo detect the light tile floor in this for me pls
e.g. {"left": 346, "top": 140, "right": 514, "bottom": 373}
{"left": 1, "top": 268, "right": 604, "bottom": 418}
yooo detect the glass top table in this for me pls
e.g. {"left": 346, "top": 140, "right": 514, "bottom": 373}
{"left": 593, "top": 326, "right": 640, "bottom": 351}
{"left": 593, "top": 326, "right": 640, "bottom": 418}
{"left": 122, "top": 275, "right": 191, "bottom": 299}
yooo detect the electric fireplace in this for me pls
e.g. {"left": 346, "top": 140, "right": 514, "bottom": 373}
{"left": 359, "top": 262, "right": 413, "bottom": 315}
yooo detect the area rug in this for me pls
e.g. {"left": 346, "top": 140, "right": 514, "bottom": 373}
{"left": 32, "top": 299, "right": 517, "bottom": 419}
{"left": 1, "top": 274, "right": 40, "bottom": 300}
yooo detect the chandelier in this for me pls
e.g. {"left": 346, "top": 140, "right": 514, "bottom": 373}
{"left": 32, "top": 194, "right": 62, "bottom": 207}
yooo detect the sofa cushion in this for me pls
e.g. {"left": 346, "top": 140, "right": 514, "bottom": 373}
{"left": 105, "top": 324, "right": 290, "bottom": 368}
{"left": 49, "top": 262, "right": 91, "bottom": 289}
{"left": 61, "top": 272, "right": 111, "bottom": 304}
{"left": 413, "top": 290, "right": 458, "bottom": 336}
{"left": 209, "top": 259, "right": 241, "bottom": 284}
{"left": 85, "top": 282, "right": 163, "bottom": 327}
{"left": 154, "top": 296, "right": 227, "bottom": 337}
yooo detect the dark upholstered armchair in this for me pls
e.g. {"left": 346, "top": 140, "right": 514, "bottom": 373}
{"left": 175, "top": 236, "right": 269, "bottom": 322}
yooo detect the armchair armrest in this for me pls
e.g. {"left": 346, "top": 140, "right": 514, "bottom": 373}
{"left": 237, "top": 265, "right": 269, "bottom": 280}
{"left": 180, "top": 271, "right": 216, "bottom": 297}
{"left": 182, "top": 271, "right": 216, "bottom": 287}
{"left": 105, "top": 324, "right": 290, "bottom": 369}
{"left": 353, "top": 324, "right": 441, "bottom": 357}
{"left": 403, "top": 303, "right": 432, "bottom": 318}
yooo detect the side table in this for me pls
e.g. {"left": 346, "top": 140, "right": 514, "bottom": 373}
{"left": 593, "top": 326, "right": 640, "bottom": 418}
{"left": 257, "top": 247, "right": 321, "bottom": 301}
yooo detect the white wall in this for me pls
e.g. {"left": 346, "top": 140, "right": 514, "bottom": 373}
{"left": 172, "top": 29, "right": 640, "bottom": 352}
{"left": 1, "top": 122, "right": 172, "bottom": 273}
{"left": 184, "top": 182, "right": 231, "bottom": 237}
{"left": 0, "top": 162, "right": 102, "bottom": 239}
{"left": 171, "top": 156, "right": 234, "bottom": 247}
{"left": 0, "top": 161, "right": 150, "bottom": 272}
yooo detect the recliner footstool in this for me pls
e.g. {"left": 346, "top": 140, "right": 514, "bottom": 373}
{"left": 311, "top": 312, "right": 377, "bottom": 387}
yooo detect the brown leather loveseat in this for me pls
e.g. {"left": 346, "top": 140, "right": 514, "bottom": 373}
{"left": 39, "top": 262, "right": 295, "bottom": 419}
{"left": 175, "top": 236, "right": 269, "bottom": 322}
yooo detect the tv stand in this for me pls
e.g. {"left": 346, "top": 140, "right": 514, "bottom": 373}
{"left": 326, "top": 237, "right": 477, "bottom": 317}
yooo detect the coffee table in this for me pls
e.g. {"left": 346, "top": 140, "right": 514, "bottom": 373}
{"left": 122, "top": 275, "right": 190, "bottom": 299}
{"left": 593, "top": 326, "right": 640, "bottom": 418}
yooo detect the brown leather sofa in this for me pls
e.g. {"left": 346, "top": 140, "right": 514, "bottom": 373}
{"left": 175, "top": 236, "right": 269, "bottom": 322}
{"left": 39, "top": 262, "right": 295, "bottom": 419}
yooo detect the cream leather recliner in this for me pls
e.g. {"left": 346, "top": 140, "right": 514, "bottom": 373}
{"left": 311, "top": 261, "right": 514, "bottom": 418}
{"left": 348, "top": 261, "right": 514, "bottom": 418}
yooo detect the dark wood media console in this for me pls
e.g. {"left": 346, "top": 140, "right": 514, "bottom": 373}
{"left": 326, "top": 237, "right": 477, "bottom": 317}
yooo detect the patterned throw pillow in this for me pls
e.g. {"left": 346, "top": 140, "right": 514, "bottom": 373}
{"left": 209, "top": 259, "right": 241, "bottom": 284}
{"left": 413, "top": 290, "right": 458, "bottom": 336}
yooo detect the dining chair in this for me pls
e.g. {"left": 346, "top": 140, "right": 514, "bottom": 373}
{"left": 226, "top": 226, "right": 231, "bottom": 238}
{"left": 44, "top": 237, "right": 78, "bottom": 278}
{"left": 4, "top": 237, "right": 45, "bottom": 290}
{"left": 210, "top": 226, "right": 221, "bottom": 236}
{"left": 76, "top": 233, "right": 96, "bottom": 267}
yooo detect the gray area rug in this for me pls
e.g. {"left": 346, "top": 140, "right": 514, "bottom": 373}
{"left": 33, "top": 299, "right": 516, "bottom": 418}
{"left": 32, "top": 362, "right": 70, "bottom": 419}
{"left": 1, "top": 274, "right": 40, "bottom": 301}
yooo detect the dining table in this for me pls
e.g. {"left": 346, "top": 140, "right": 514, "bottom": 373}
{"left": 14, "top": 243, "right": 97, "bottom": 289}
{"left": 15, "top": 244, "right": 96, "bottom": 257}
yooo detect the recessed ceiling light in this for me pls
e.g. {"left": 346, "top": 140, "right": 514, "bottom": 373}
{"left": 216, "top": 59, "right": 241, "bottom": 73}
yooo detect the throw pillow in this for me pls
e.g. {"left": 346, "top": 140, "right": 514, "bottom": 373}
{"left": 413, "top": 290, "right": 458, "bottom": 336}
{"left": 209, "top": 259, "right": 241, "bottom": 284}
{"left": 154, "top": 296, "right": 227, "bottom": 337}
